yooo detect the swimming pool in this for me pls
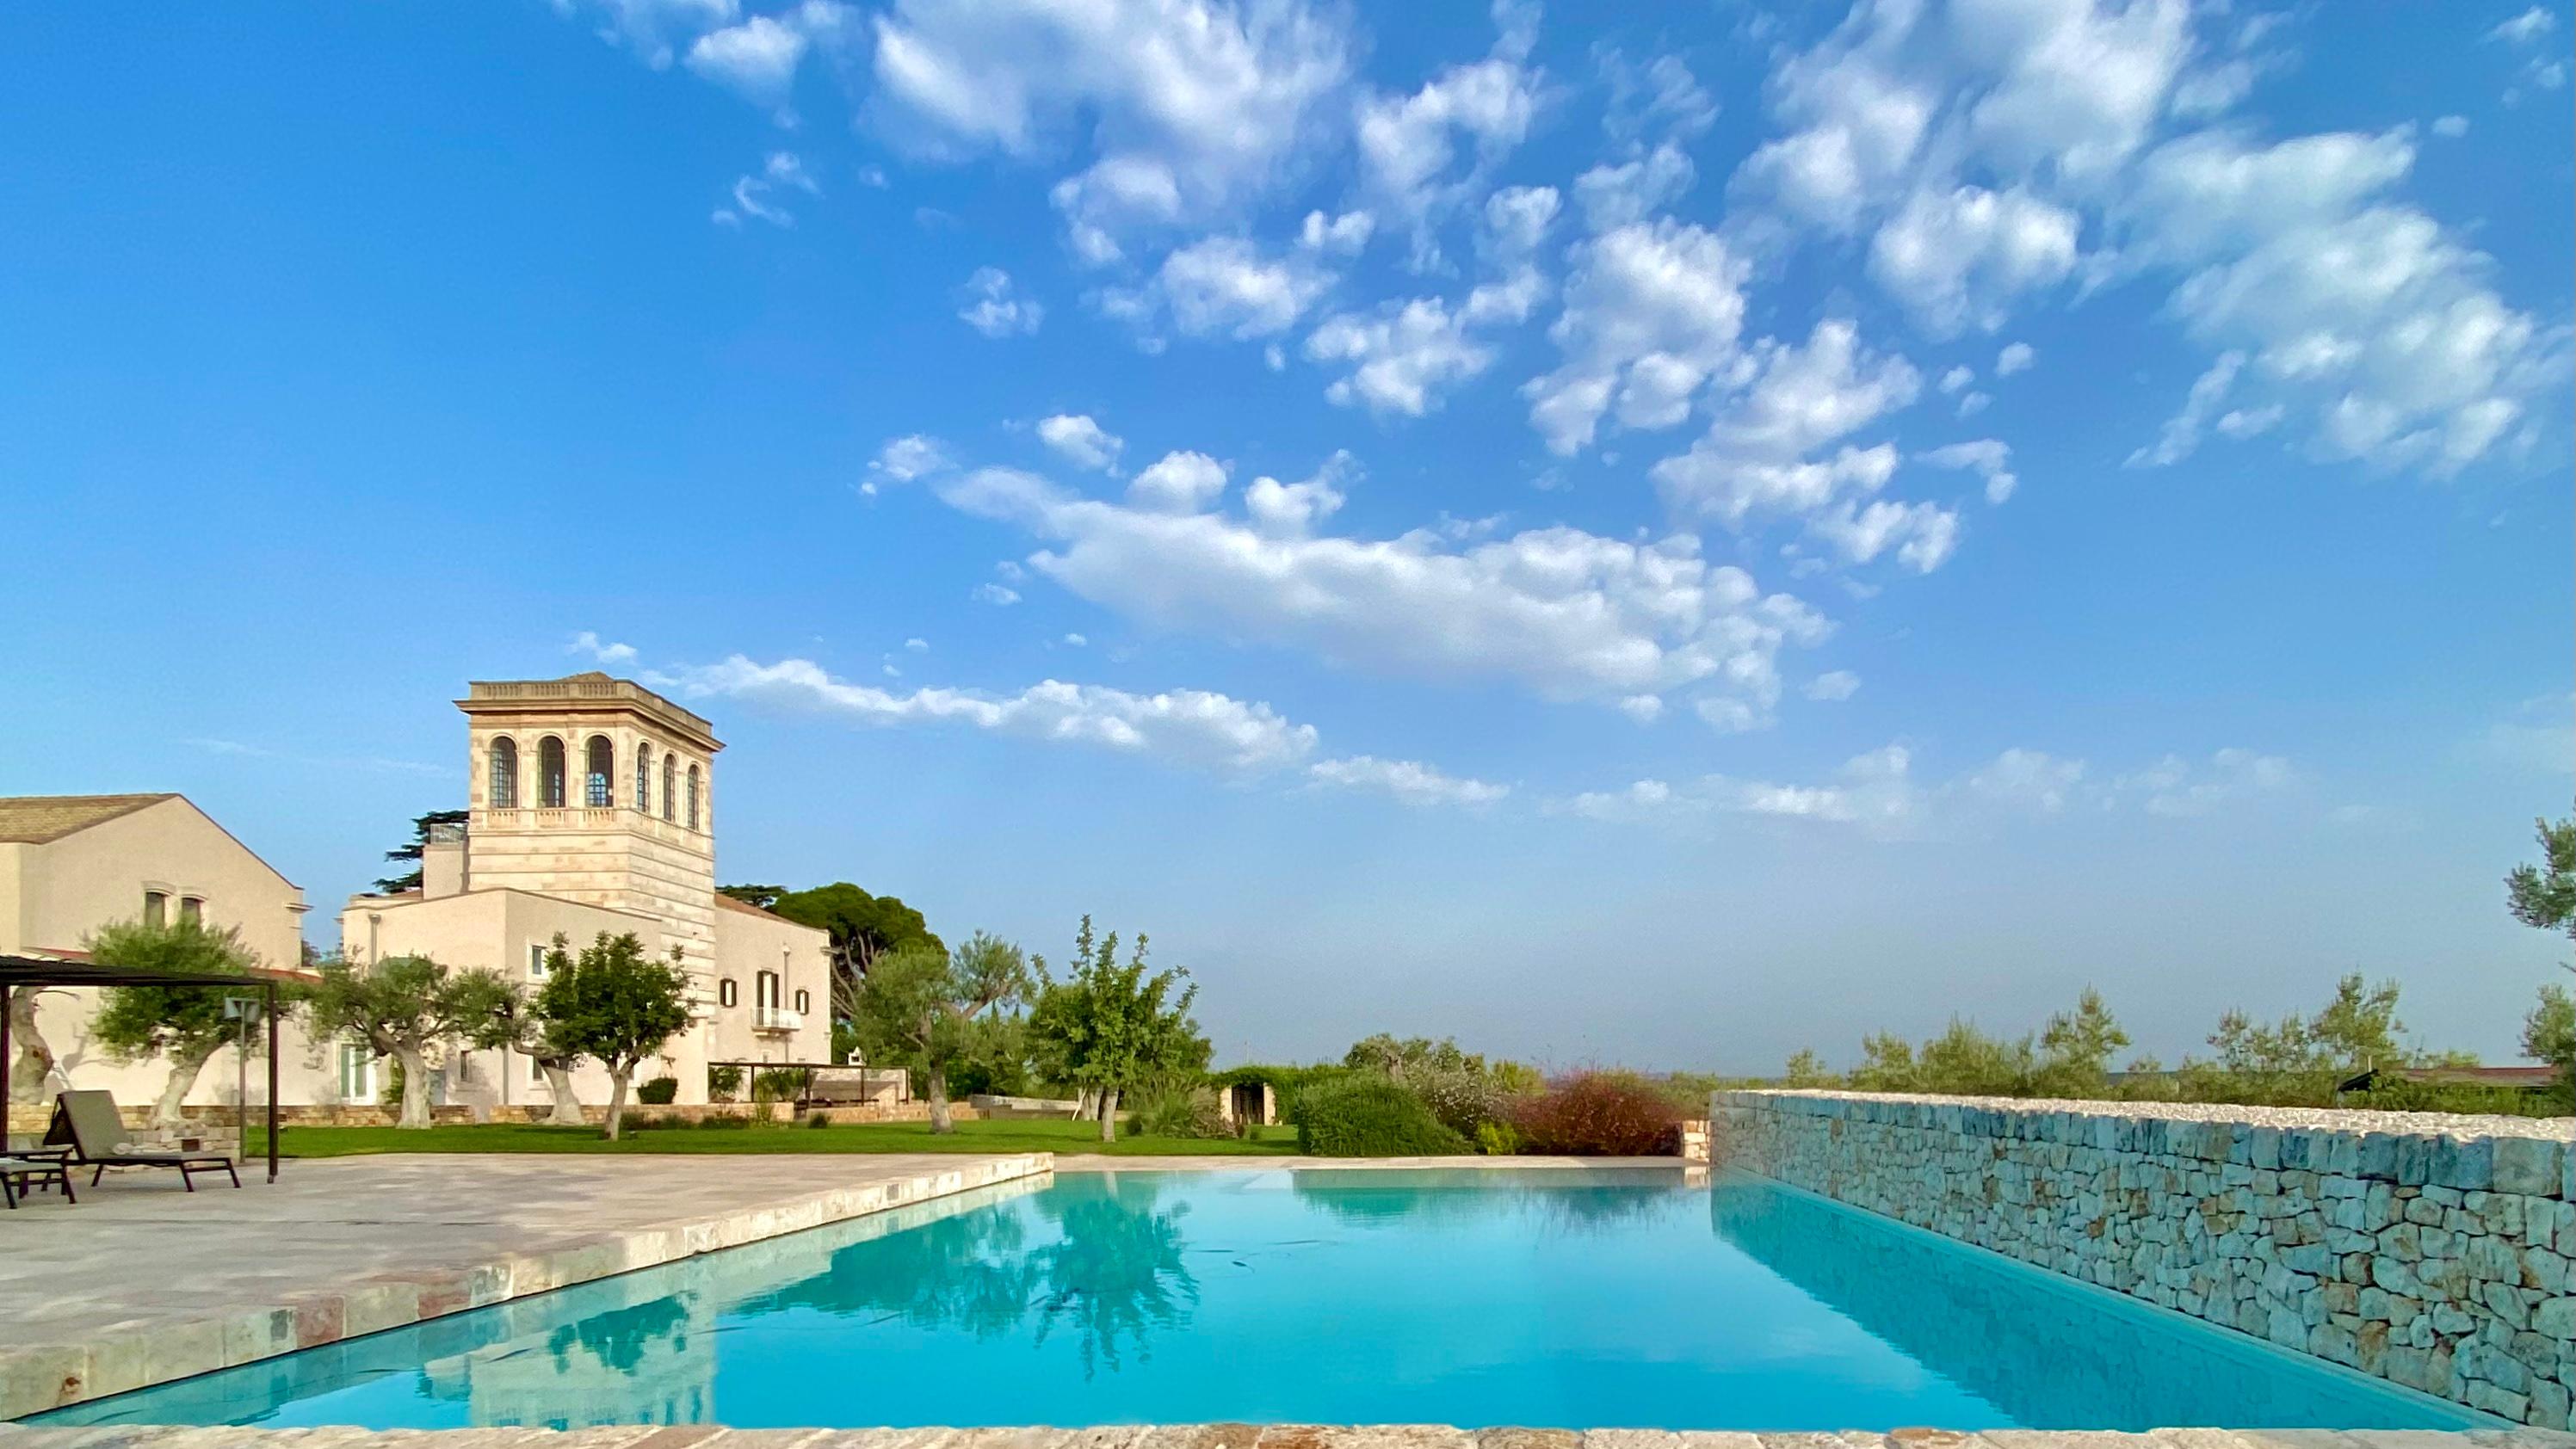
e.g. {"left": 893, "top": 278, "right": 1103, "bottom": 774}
{"left": 34, "top": 1167, "right": 2486, "bottom": 1432}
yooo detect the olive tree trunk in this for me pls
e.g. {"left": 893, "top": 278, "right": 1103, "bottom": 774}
{"left": 1096, "top": 1085, "right": 1120, "bottom": 1143}
{"left": 7, "top": 988, "right": 60, "bottom": 1106}
{"left": 393, "top": 1045, "right": 434, "bottom": 1128}
{"left": 602, "top": 1067, "right": 633, "bottom": 1141}
{"left": 927, "top": 1065, "right": 954, "bottom": 1134}
{"left": 152, "top": 1039, "right": 224, "bottom": 1131}
{"left": 534, "top": 1057, "right": 585, "bottom": 1126}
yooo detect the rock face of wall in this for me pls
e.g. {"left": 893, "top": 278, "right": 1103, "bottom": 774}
{"left": 1716, "top": 1089, "right": 2576, "bottom": 1429}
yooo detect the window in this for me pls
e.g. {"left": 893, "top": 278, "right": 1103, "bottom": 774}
{"left": 584, "top": 736, "right": 615, "bottom": 808}
{"left": 756, "top": 971, "right": 781, "bottom": 1008}
{"left": 634, "top": 747, "right": 652, "bottom": 816}
{"left": 538, "top": 736, "right": 568, "bottom": 807}
{"left": 794, "top": 989, "right": 810, "bottom": 1014}
{"left": 337, "top": 1045, "right": 375, "bottom": 1101}
{"left": 686, "top": 764, "right": 701, "bottom": 830}
{"left": 718, "top": 977, "right": 738, "bottom": 1008}
{"left": 527, "top": 942, "right": 549, "bottom": 979}
{"left": 142, "top": 891, "right": 168, "bottom": 928}
{"left": 489, "top": 737, "right": 518, "bottom": 809}
{"left": 661, "top": 756, "right": 676, "bottom": 821}
{"left": 179, "top": 897, "right": 203, "bottom": 924}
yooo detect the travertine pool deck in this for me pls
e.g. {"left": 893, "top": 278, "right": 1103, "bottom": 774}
{"left": 0, "top": 1422, "right": 2569, "bottom": 1449}
{"left": 0, "top": 1152, "right": 1047, "bottom": 1421}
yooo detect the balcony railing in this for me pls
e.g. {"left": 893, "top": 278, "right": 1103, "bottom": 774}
{"left": 753, "top": 1003, "right": 803, "bottom": 1033}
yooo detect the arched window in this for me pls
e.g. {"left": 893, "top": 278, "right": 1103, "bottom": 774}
{"left": 634, "top": 746, "right": 652, "bottom": 816}
{"left": 718, "top": 978, "right": 738, "bottom": 1008}
{"left": 661, "top": 756, "right": 676, "bottom": 822}
{"left": 686, "top": 764, "right": 701, "bottom": 830}
{"left": 584, "top": 736, "right": 615, "bottom": 807}
{"left": 489, "top": 737, "right": 518, "bottom": 809}
{"left": 538, "top": 737, "right": 567, "bottom": 808}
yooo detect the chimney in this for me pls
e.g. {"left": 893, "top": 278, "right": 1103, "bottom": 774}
{"left": 423, "top": 819, "right": 468, "bottom": 899}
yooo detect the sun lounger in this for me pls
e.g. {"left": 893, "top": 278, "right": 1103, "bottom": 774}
{"left": 46, "top": 1089, "right": 240, "bottom": 1191}
{"left": 0, "top": 1150, "right": 76, "bottom": 1208}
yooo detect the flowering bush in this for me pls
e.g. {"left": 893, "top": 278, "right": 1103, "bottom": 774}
{"left": 1509, "top": 1070, "right": 1683, "bottom": 1156}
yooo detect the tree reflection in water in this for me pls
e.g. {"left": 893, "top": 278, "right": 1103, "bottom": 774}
{"left": 1028, "top": 1175, "right": 1199, "bottom": 1377}
{"left": 725, "top": 1173, "right": 1199, "bottom": 1378}
{"left": 545, "top": 1294, "right": 696, "bottom": 1377}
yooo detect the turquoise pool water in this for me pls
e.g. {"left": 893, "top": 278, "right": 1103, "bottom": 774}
{"left": 35, "top": 1168, "right": 2484, "bottom": 1432}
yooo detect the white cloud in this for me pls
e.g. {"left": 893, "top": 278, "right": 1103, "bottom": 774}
{"left": 1062, "top": 632, "right": 1088, "bottom": 647}
{"left": 971, "top": 582, "right": 1022, "bottom": 606}
{"left": 1965, "top": 748, "right": 2086, "bottom": 814}
{"left": 1571, "top": 745, "right": 1931, "bottom": 836}
{"left": 2118, "top": 747, "right": 2295, "bottom": 817}
{"left": 958, "top": 267, "right": 1044, "bottom": 337}
{"left": 1353, "top": 8, "right": 1546, "bottom": 256}
{"left": 2117, "top": 127, "right": 2546, "bottom": 475}
{"left": 2431, "top": 114, "right": 2469, "bottom": 139}
{"left": 2486, "top": 7, "right": 2555, "bottom": 45}
{"left": 1652, "top": 318, "right": 1921, "bottom": 527}
{"left": 1481, "top": 185, "right": 1561, "bottom": 258}
{"left": 1600, "top": 50, "right": 1717, "bottom": 143}
{"left": 1918, "top": 437, "right": 2019, "bottom": 503}
{"left": 1526, "top": 219, "right": 1751, "bottom": 455}
{"left": 1804, "top": 669, "right": 1862, "bottom": 702}
{"left": 935, "top": 462, "right": 1830, "bottom": 719}
{"left": 1572, "top": 141, "right": 1696, "bottom": 231}
{"left": 1244, "top": 450, "right": 1355, "bottom": 537}
{"left": 1298, "top": 208, "right": 1376, "bottom": 256}
{"left": 1307, "top": 755, "right": 1509, "bottom": 807}
{"left": 904, "top": 638, "right": 930, "bottom": 651}
{"left": 1937, "top": 364, "right": 1974, "bottom": 394}
{"left": 1808, "top": 497, "right": 1961, "bottom": 573}
{"left": 684, "top": 12, "right": 810, "bottom": 114}
{"left": 1127, "top": 450, "right": 1231, "bottom": 513}
{"left": 713, "top": 150, "right": 819, "bottom": 228}
{"left": 1307, "top": 269, "right": 1541, "bottom": 416}
{"left": 2126, "top": 350, "right": 2244, "bottom": 467}
{"left": 571, "top": 631, "right": 640, "bottom": 666}
{"left": 867, "top": 0, "right": 1353, "bottom": 262}
{"left": 1035, "top": 414, "right": 1124, "bottom": 472}
{"left": 1105, "top": 235, "right": 1335, "bottom": 342}
{"left": 562, "top": 0, "right": 740, "bottom": 69}
{"left": 864, "top": 434, "right": 953, "bottom": 492}
{"left": 1868, "top": 183, "right": 2079, "bottom": 334}
{"left": 665, "top": 655, "right": 1319, "bottom": 774}
{"left": 1994, "top": 341, "right": 2035, "bottom": 375}
{"left": 1955, "top": 389, "right": 1991, "bottom": 417}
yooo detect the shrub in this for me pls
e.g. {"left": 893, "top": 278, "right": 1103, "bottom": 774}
{"left": 707, "top": 1064, "right": 744, "bottom": 1100}
{"left": 807, "top": 1111, "right": 831, "bottom": 1129}
{"left": 1408, "top": 1057, "right": 1506, "bottom": 1139}
{"left": 1510, "top": 1070, "right": 1683, "bottom": 1156}
{"left": 752, "top": 1069, "right": 805, "bottom": 1102}
{"left": 636, "top": 1076, "right": 679, "bottom": 1105}
{"left": 1294, "top": 1076, "right": 1467, "bottom": 1156}
{"left": 694, "top": 1112, "right": 752, "bottom": 1130}
{"left": 1475, "top": 1120, "right": 1521, "bottom": 1156}
{"left": 1124, "top": 1082, "right": 1232, "bottom": 1139}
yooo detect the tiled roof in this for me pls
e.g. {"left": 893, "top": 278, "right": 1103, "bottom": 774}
{"left": 712, "top": 892, "right": 788, "bottom": 919}
{"left": 0, "top": 793, "right": 178, "bottom": 844}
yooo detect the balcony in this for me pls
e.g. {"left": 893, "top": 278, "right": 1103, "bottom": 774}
{"left": 753, "top": 1003, "right": 803, "bottom": 1033}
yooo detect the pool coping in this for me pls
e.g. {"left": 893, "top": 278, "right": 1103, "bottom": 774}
{"left": 0, "top": 1153, "right": 1051, "bottom": 1423}
{"left": 0, "top": 1421, "right": 2569, "bottom": 1449}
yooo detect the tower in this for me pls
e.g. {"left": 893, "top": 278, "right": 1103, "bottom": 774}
{"left": 454, "top": 672, "right": 722, "bottom": 977}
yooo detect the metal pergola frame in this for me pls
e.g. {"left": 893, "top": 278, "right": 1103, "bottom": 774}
{"left": 702, "top": 1059, "right": 908, "bottom": 1109}
{"left": 1, "top": 954, "right": 283, "bottom": 1183}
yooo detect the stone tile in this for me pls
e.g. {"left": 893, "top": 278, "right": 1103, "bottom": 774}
{"left": 1473, "top": 1432, "right": 1580, "bottom": 1449}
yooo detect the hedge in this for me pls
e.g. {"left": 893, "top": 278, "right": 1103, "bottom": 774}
{"left": 1294, "top": 1076, "right": 1467, "bottom": 1156}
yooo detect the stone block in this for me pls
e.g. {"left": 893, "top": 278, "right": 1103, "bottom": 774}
{"left": 2494, "top": 1138, "right": 2566, "bottom": 1198}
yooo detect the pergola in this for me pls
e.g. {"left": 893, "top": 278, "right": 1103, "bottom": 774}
{"left": 0, "top": 953, "right": 283, "bottom": 1182}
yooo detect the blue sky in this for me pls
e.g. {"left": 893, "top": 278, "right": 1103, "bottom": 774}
{"left": 3, "top": 0, "right": 2569, "bottom": 1071}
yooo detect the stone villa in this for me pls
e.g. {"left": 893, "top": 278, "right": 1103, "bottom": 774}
{"left": 3, "top": 671, "right": 834, "bottom": 1115}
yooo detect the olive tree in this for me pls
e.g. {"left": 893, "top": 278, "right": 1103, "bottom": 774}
{"left": 2507, "top": 811, "right": 2576, "bottom": 1090}
{"left": 1026, "top": 917, "right": 1208, "bottom": 1143}
{"left": 849, "top": 932, "right": 1029, "bottom": 1133}
{"left": 465, "top": 936, "right": 588, "bottom": 1127}
{"left": 533, "top": 933, "right": 692, "bottom": 1140}
{"left": 305, "top": 954, "right": 512, "bottom": 1128}
{"left": 86, "top": 917, "right": 275, "bottom": 1128}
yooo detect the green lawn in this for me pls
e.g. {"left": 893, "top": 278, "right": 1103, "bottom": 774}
{"left": 246, "top": 1117, "right": 1303, "bottom": 1158}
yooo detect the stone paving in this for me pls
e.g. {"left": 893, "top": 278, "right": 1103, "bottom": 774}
{"left": 0, "top": 1423, "right": 2570, "bottom": 1449}
{"left": 0, "top": 1153, "right": 1047, "bottom": 1422}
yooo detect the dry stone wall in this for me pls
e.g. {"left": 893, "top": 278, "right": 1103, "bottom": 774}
{"left": 1716, "top": 1089, "right": 2576, "bottom": 1429}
